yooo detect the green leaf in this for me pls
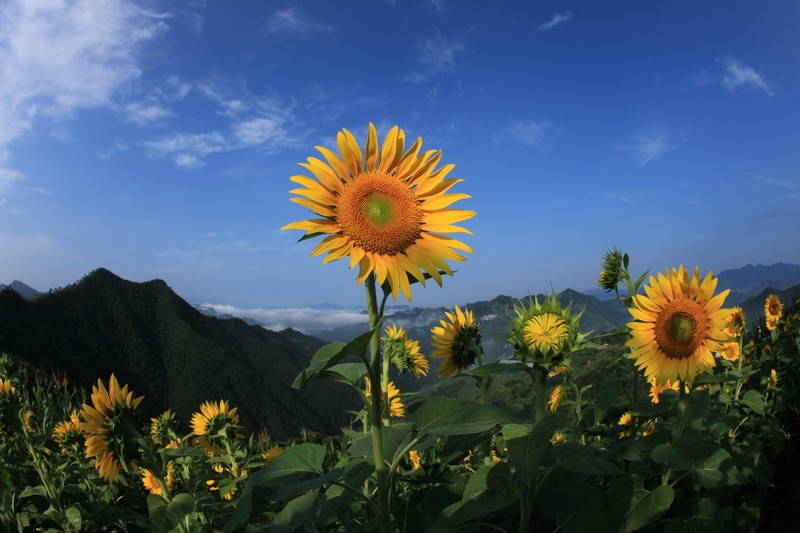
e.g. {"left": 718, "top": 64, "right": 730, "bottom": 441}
{"left": 553, "top": 483, "right": 610, "bottom": 533}
{"left": 672, "top": 389, "right": 710, "bottom": 435}
{"left": 550, "top": 443, "right": 624, "bottom": 476}
{"left": 409, "top": 397, "right": 523, "bottom": 436}
{"left": 347, "top": 426, "right": 413, "bottom": 465}
{"left": 147, "top": 493, "right": 195, "bottom": 533}
{"left": 435, "top": 462, "right": 522, "bottom": 527}
{"left": 465, "top": 362, "right": 530, "bottom": 377}
{"left": 664, "top": 497, "right": 725, "bottom": 532}
{"left": 740, "top": 389, "right": 765, "bottom": 415}
{"left": 317, "top": 362, "right": 368, "bottom": 386}
{"left": 606, "top": 474, "right": 674, "bottom": 533}
{"left": 272, "top": 492, "right": 327, "bottom": 528}
{"left": 592, "top": 382, "right": 626, "bottom": 423}
{"left": 292, "top": 329, "right": 374, "bottom": 389}
{"left": 503, "top": 415, "right": 559, "bottom": 484}
{"left": 65, "top": 507, "right": 82, "bottom": 532}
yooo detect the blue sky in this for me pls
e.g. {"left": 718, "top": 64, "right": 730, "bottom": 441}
{"left": 1, "top": 0, "right": 798, "bottom": 317}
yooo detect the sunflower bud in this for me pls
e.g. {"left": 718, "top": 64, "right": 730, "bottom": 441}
{"left": 597, "top": 248, "right": 626, "bottom": 292}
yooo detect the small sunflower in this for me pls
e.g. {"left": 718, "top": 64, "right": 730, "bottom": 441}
{"left": 626, "top": 266, "right": 731, "bottom": 384}
{"left": 525, "top": 313, "right": 569, "bottom": 354}
{"left": 764, "top": 294, "right": 783, "bottom": 331}
{"left": 150, "top": 410, "right": 179, "bottom": 447}
{"left": 720, "top": 342, "right": 740, "bottom": 362}
{"left": 724, "top": 307, "right": 746, "bottom": 339}
{"left": 282, "top": 123, "right": 475, "bottom": 301}
{"left": 617, "top": 413, "right": 633, "bottom": 439}
{"left": 79, "top": 374, "right": 144, "bottom": 483}
{"left": 550, "top": 431, "right": 567, "bottom": 445}
{"left": 597, "top": 247, "right": 626, "bottom": 292}
{"left": 648, "top": 379, "right": 681, "bottom": 404}
{"left": 364, "top": 377, "right": 405, "bottom": 418}
{"left": 141, "top": 464, "right": 177, "bottom": 497}
{"left": 409, "top": 450, "right": 422, "bottom": 470}
{"left": 383, "top": 324, "right": 429, "bottom": 377}
{"left": 261, "top": 445, "right": 283, "bottom": 465}
{"left": 53, "top": 410, "right": 84, "bottom": 453}
{"left": 767, "top": 369, "right": 778, "bottom": 389}
{"left": 509, "top": 292, "right": 587, "bottom": 367}
{"left": 431, "top": 306, "right": 482, "bottom": 377}
{"left": 0, "top": 377, "right": 15, "bottom": 397}
{"left": 190, "top": 400, "right": 243, "bottom": 455}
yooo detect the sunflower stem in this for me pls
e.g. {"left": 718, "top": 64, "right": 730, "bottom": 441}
{"left": 532, "top": 366, "right": 547, "bottom": 423}
{"left": 365, "top": 273, "right": 391, "bottom": 533}
{"left": 733, "top": 336, "right": 745, "bottom": 403}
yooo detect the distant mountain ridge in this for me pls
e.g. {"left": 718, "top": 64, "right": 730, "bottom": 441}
{"left": 0, "top": 269, "right": 358, "bottom": 440}
{"left": 0, "top": 280, "right": 41, "bottom": 300}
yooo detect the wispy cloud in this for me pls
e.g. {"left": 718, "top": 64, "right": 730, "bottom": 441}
{"left": 197, "top": 303, "right": 368, "bottom": 333}
{"left": 265, "top": 7, "right": 334, "bottom": 37}
{"left": 0, "top": 168, "right": 25, "bottom": 195}
{"left": 615, "top": 126, "right": 681, "bottom": 165}
{"left": 141, "top": 83, "right": 303, "bottom": 168}
{"left": 538, "top": 11, "right": 574, "bottom": 31}
{"left": 720, "top": 57, "right": 773, "bottom": 96}
{"left": 403, "top": 34, "right": 465, "bottom": 84}
{"left": 597, "top": 191, "right": 639, "bottom": 203}
{"left": 504, "top": 120, "right": 554, "bottom": 150}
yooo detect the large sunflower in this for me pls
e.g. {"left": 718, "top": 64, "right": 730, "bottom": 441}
{"left": 764, "top": 294, "right": 783, "bottom": 331}
{"left": 190, "top": 400, "right": 243, "bottom": 454}
{"left": 431, "top": 306, "right": 482, "bottom": 377}
{"left": 282, "top": 123, "right": 475, "bottom": 300}
{"left": 626, "top": 266, "right": 731, "bottom": 384}
{"left": 79, "top": 374, "right": 144, "bottom": 483}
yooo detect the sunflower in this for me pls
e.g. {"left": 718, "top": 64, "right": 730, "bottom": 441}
{"left": 79, "top": 374, "right": 144, "bottom": 483}
{"left": 720, "top": 342, "right": 740, "bottom": 362}
{"left": 409, "top": 450, "right": 422, "bottom": 470}
{"left": 141, "top": 464, "right": 176, "bottom": 497}
{"left": 53, "top": 410, "right": 84, "bottom": 453}
{"left": 597, "top": 247, "right": 626, "bottom": 292}
{"left": 364, "top": 377, "right": 405, "bottom": 418}
{"left": 150, "top": 410, "right": 178, "bottom": 447}
{"left": 282, "top": 123, "right": 475, "bottom": 301}
{"left": 724, "top": 307, "right": 746, "bottom": 339}
{"left": 431, "top": 306, "right": 482, "bottom": 377}
{"left": 767, "top": 369, "right": 778, "bottom": 389}
{"left": 261, "top": 445, "right": 283, "bottom": 465}
{"left": 547, "top": 384, "right": 564, "bottom": 412}
{"left": 617, "top": 413, "right": 633, "bottom": 439}
{"left": 190, "top": 400, "right": 243, "bottom": 455}
{"left": 524, "top": 313, "right": 569, "bottom": 354}
{"left": 764, "top": 294, "right": 783, "bottom": 331}
{"left": 648, "top": 379, "right": 681, "bottom": 404}
{"left": 626, "top": 266, "right": 731, "bottom": 384}
{"left": 0, "top": 377, "right": 15, "bottom": 397}
{"left": 383, "top": 324, "right": 429, "bottom": 377}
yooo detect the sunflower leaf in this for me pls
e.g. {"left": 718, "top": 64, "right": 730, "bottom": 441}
{"left": 606, "top": 474, "right": 674, "bottom": 533}
{"left": 409, "top": 397, "right": 524, "bottom": 436}
{"left": 434, "top": 461, "right": 521, "bottom": 527}
{"left": 147, "top": 493, "right": 196, "bottom": 533}
{"left": 503, "top": 415, "right": 559, "bottom": 485}
{"left": 292, "top": 329, "right": 375, "bottom": 389}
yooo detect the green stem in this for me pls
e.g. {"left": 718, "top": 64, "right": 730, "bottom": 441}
{"left": 365, "top": 274, "right": 391, "bottom": 533}
{"left": 733, "top": 336, "right": 745, "bottom": 402}
{"left": 533, "top": 366, "right": 547, "bottom": 423}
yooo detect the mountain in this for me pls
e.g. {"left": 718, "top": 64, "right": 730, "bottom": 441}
{"left": 716, "top": 263, "right": 800, "bottom": 305}
{"left": 737, "top": 285, "right": 800, "bottom": 327}
{"left": 0, "top": 280, "right": 41, "bottom": 300}
{"left": 0, "top": 269, "right": 358, "bottom": 440}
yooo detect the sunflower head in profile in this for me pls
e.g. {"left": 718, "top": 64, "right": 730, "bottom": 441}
{"left": 79, "top": 374, "right": 144, "bottom": 483}
{"left": 597, "top": 247, "right": 626, "bottom": 292}
{"left": 547, "top": 384, "right": 564, "bottom": 412}
{"left": 190, "top": 400, "right": 243, "bottom": 455}
{"left": 53, "top": 409, "right": 84, "bottom": 455}
{"left": 141, "top": 462, "right": 176, "bottom": 497}
{"left": 431, "top": 306, "right": 483, "bottom": 377}
{"left": 282, "top": 123, "right": 476, "bottom": 301}
{"left": 261, "top": 445, "right": 283, "bottom": 465}
{"left": 364, "top": 377, "right": 405, "bottom": 418}
{"left": 626, "top": 266, "right": 731, "bottom": 385}
{"left": 723, "top": 307, "right": 746, "bottom": 339}
{"left": 383, "top": 324, "right": 429, "bottom": 377}
{"left": 764, "top": 294, "right": 783, "bottom": 331}
{"left": 509, "top": 292, "right": 587, "bottom": 367}
{"left": 150, "top": 410, "right": 179, "bottom": 447}
{"left": 648, "top": 378, "right": 682, "bottom": 404}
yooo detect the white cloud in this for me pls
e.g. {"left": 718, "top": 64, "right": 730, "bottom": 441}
{"left": 506, "top": 120, "right": 554, "bottom": 150}
{"left": 615, "top": 126, "right": 680, "bottom": 165}
{"left": 142, "top": 132, "right": 228, "bottom": 168}
{"left": 0, "top": 0, "right": 168, "bottom": 148}
{"left": 124, "top": 102, "right": 173, "bottom": 126}
{"left": 720, "top": 57, "right": 774, "bottom": 96}
{"left": 0, "top": 168, "right": 25, "bottom": 194}
{"left": 265, "top": 7, "right": 334, "bottom": 36}
{"left": 404, "top": 34, "right": 464, "bottom": 84}
{"left": 538, "top": 11, "right": 574, "bottom": 31}
{"left": 197, "top": 303, "right": 368, "bottom": 333}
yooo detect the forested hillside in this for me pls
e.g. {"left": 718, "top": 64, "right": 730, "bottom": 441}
{"left": 0, "top": 268, "right": 358, "bottom": 440}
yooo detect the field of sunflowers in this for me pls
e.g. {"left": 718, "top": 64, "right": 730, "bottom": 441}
{"left": 1, "top": 125, "right": 798, "bottom": 532}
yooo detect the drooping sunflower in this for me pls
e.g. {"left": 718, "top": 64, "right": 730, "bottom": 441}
{"left": 261, "top": 445, "right": 283, "bottom": 465}
{"left": 282, "top": 123, "right": 476, "bottom": 300}
{"left": 764, "top": 294, "right": 783, "bottom": 331}
{"left": 547, "top": 384, "right": 564, "bottom": 412}
{"left": 150, "top": 409, "right": 178, "bottom": 446}
{"left": 431, "top": 306, "right": 482, "bottom": 377}
{"left": 79, "top": 374, "right": 144, "bottom": 483}
{"left": 383, "top": 324, "right": 429, "bottom": 377}
{"left": 723, "top": 307, "right": 746, "bottom": 339}
{"left": 364, "top": 377, "right": 405, "bottom": 418}
{"left": 190, "top": 400, "right": 243, "bottom": 455}
{"left": 626, "top": 266, "right": 731, "bottom": 384}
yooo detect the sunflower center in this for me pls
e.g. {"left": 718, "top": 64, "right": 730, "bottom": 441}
{"left": 337, "top": 172, "right": 422, "bottom": 255}
{"left": 654, "top": 298, "right": 707, "bottom": 360}
{"left": 769, "top": 302, "right": 780, "bottom": 314}
{"left": 667, "top": 312, "right": 695, "bottom": 345}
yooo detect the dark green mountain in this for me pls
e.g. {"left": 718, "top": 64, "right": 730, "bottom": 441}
{"left": 0, "top": 268, "right": 358, "bottom": 440}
